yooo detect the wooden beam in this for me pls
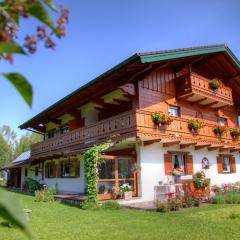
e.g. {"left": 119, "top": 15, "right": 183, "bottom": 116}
{"left": 203, "top": 101, "right": 219, "bottom": 108}
{"left": 163, "top": 141, "right": 181, "bottom": 148}
{"left": 195, "top": 144, "right": 211, "bottom": 150}
{"left": 113, "top": 98, "right": 130, "bottom": 104}
{"left": 208, "top": 146, "right": 224, "bottom": 151}
{"left": 67, "top": 109, "right": 81, "bottom": 118}
{"left": 230, "top": 148, "right": 240, "bottom": 152}
{"left": 94, "top": 99, "right": 118, "bottom": 109}
{"left": 143, "top": 139, "right": 161, "bottom": 146}
{"left": 177, "top": 93, "right": 194, "bottom": 100}
{"left": 180, "top": 143, "right": 197, "bottom": 149}
{"left": 34, "top": 125, "right": 46, "bottom": 132}
{"left": 50, "top": 119, "right": 61, "bottom": 125}
{"left": 192, "top": 97, "right": 207, "bottom": 105}
{"left": 219, "top": 147, "right": 235, "bottom": 152}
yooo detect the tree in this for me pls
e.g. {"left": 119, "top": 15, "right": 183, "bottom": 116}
{"left": 0, "top": 0, "right": 69, "bottom": 107}
{"left": 14, "top": 132, "right": 42, "bottom": 157}
{"left": 0, "top": 135, "right": 13, "bottom": 165}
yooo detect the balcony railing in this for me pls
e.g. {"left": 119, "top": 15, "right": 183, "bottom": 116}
{"left": 31, "top": 111, "right": 137, "bottom": 157}
{"left": 32, "top": 110, "right": 238, "bottom": 158}
{"left": 176, "top": 72, "right": 233, "bottom": 106}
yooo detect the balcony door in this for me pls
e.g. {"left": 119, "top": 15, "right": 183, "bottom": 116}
{"left": 98, "top": 156, "right": 137, "bottom": 199}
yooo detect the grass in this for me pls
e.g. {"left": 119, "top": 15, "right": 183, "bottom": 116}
{"left": 214, "top": 192, "right": 240, "bottom": 204}
{"left": 1, "top": 192, "right": 240, "bottom": 240}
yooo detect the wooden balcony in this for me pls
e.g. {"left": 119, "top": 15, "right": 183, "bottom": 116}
{"left": 31, "top": 111, "right": 137, "bottom": 158}
{"left": 32, "top": 110, "right": 239, "bottom": 159}
{"left": 176, "top": 72, "right": 233, "bottom": 108}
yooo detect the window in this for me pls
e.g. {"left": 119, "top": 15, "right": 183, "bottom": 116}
{"left": 35, "top": 167, "right": 39, "bottom": 177}
{"left": 24, "top": 168, "right": 28, "bottom": 177}
{"left": 45, "top": 164, "right": 55, "bottom": 178}
{"left": 218, "top": 117, "right": 227, "bottom": 126}
{"left": 238, "top": 113, "right": 240, "bottom": 127}
{"left": 60, "top": 125, "right": 69, "bottom": 135}
{"left": 61, "top": 161, "right": 76, "bottom": 178}
{"left": 169, "top": 105, "right": 180, "bottom": 117}
{"left": 222, "top": 156, "right": 231, "bottom": 173}
{"left": 172, "top": 154, "right": 186, "bottom": 172}
{"left": 47, "top": 131, "right": 55, "bottom": 139}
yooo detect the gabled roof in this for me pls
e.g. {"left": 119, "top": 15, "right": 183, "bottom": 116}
{"left": 19, "top": 44, "right": 240, "bottom": 130}
{"left": 0, "top": 150, "right": 31, "bottom": 170}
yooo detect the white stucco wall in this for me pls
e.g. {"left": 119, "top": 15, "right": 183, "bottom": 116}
{"left": 138, "top": 142, "right": 240, "bottom": 201}
{"left": 20, "top": 157, "right": 85, "bottom": 194}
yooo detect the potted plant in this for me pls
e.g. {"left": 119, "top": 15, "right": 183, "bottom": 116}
{"left": 151, "top": 112, "right": 173, "bottom": 126}
{"left": 213, "top": 125, "right": 227, "bottom": 137}
{"left": 209, "top": 79, "right": 220, "bottom": 91}
{"left": 188, "top": 118, "right": 204, "bottom": 134}
{"left": 230, "top": 128, "right": 240, "bottom": 139}
{"left": 193, "top": 171, "right": 210, "bottom": 190}
{"left": 119, "top": 183, "right": 133, "bottom": 200}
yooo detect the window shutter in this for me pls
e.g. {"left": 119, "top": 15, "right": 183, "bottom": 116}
{"left": 45, "top": 164, "right": 48, "bottom": 178}
{"left": 164, "top": 153, "right": 172, "bottom": 175}
{"left": 56, "top": 163, "right": 62, "bottom": 178}
{"left": 217, "top": 156, "right": 223, "bottom": 173}
{"left": 230, "top": 156, "right": 236, "bottom": 173}
{"left": 75, "top": 160, "right": 80, "bottom": 177}
{"left": 186, "top": 154, "right": 193, "bottom": 175}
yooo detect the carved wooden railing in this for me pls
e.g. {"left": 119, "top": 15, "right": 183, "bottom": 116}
{"left": 136, "top": 110, "right": 234, "bottom": 142}
{"left": 176, "top": 72, "right": 233, "bottom": 105}
{"left": 32, "top": 109, "right": 238, "bottom": 158}
{"left": 31, "top": 111, "right": 137, "bottom": 157}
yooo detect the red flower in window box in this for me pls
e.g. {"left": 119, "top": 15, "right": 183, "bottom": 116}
{"left": 213, "top": 125, "right": 227, "bottom": 137}
{"left": 151, "top": 112, "right": 173, "bottom": 126}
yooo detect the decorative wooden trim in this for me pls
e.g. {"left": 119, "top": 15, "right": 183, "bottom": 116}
{"left": 163, "top": 141, "right": 181, "bottom": 148}
{"left": 180, "top": 143, "right": 197, "bottom": 149}
{"left": 204, "top": 101, "right": 219, "bottom": 108}
{"left": 195, "top": 144, "right": 211, "bottom": 150}
{"left": 177, "top": 93, "right": 194, "bottom": 100}
{"left": 167, "top": 150, "right": 190, "bottom": 155}
{"left": 143, "top": 139, "right": 161, "bottom": 146}
{"left": 230, "top": 148, "right": 240, "bottom": 152}
{"left": 208, "top": 146, "right": 224, "bottom": 151}
{"left": 219, "top": 147, "right": 235, "bottom": 152}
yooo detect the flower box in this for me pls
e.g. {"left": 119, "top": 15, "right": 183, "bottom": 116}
{"left": 151, "top": 112, "right": 173, "bottom": 126}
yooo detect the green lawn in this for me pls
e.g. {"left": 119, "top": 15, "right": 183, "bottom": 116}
{"left": 1, "top": 192, "right": 240, "bottom": 240}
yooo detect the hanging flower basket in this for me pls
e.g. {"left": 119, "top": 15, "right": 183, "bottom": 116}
{"left": 230, "top": 128, "right": 240, "bottom": 139}
{"left": 151, "top": 112, "right": 173, "bottom": 126}
{"left": 212, "top": 125, "right": 227, "bottom": 137}
{"left": 209, "top": 79, "right": 220, "bottom": 91}
{"left": 188, "top": 118, "right": 204, "bottom": 134}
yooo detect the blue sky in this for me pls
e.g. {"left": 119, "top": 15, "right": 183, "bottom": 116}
{"left": 1, "top": 0, "right": 240, "bottom": 137}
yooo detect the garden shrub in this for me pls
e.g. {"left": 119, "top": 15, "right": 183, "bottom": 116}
{"left": 35, "top": 186, "right": 56, "bottom": 202}
{"left": 213, "top": 192, "right": 240, "bottom": 204}
{"left": 80, "top": 200, "right": 100, "bottom": 210}
{"left": 23, "top": 178, "right": 44, "bottom": 193}
{"left": 101, "top": 200, "right": 121, "bottom": 210}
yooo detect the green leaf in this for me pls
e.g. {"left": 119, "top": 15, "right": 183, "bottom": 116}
{"left": 0, "top": 188, "right": 31, "bottom": 237}
{"left": 0, "top": 41, "right": 25, "bottom": 55}
{"left": 2, "top": 73, "right": 33, "bottom": 107}
{"left": 28, "top": 2, "right": 56, "bottom": 30}
{"left": 43, "top": 0, "right": 58, "bottom": 12}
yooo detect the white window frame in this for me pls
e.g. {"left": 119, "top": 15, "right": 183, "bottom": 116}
{"left": 169, "top": 105, "right": 180, "bottom": 117}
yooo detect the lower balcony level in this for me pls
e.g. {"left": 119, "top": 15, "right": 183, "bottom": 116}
{"left": 31, "top": 110, "right": 240, "bottom": 159}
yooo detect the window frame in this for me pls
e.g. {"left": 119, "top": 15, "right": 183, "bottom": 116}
{"left": 172, "top": 153, "right": 187, "bottom": 174}
{"left": 61, "top": 161, "right": 77, "bottom": 178}
{"left": 222, "top": 155, "right": 232, "bottom": 174}
{"left": 218, "top": 117, "right": 227, "bottom": 127}
{"left": 45, "top": 163, "right": 55, "bottom": 178}
{"left": 169, "top": 105, "right": 180, "bottom": 117}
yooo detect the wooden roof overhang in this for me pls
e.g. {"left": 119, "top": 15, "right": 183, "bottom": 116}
{"left": 19, "top": 44, "right": 240, "bottom": 133}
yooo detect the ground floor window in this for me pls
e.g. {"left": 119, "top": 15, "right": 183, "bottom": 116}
{"left": 172, "top": 154, "right": 186, "bottom": 174}
{"left": 45, "top": 163, "right": 55, "bottom": 178}
{"left": 222, "top": 156, "right": 231, "bottom": 173}
{"left": 61, "top": 161, "right": 76, "bottom": 177}
{"left": 97, "top": 157, "right": 137, "bottom": 198}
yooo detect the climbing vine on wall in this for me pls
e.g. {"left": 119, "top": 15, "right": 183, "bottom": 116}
{"left": 83, "top": 142, "right": 111, "bottom": 205}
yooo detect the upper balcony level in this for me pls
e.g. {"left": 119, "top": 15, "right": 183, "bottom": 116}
{"left": 175, "top": 72, "right": 233, "bottom": 108}
{"left": 31, "top": 109, "right": 240, "bottom": 159}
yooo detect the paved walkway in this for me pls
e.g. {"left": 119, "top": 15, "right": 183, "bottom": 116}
{"left": 122, "top": 201, "right": 156, "bottom": 211}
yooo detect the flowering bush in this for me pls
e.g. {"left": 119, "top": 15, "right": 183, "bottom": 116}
{"left": 230, "top": 128, "right": 240, "bottom": 139}
{"left": 151, "top": 112, "right": 173, "bottom": 126}
{"left": 212, "top": 125, "right": 227, "bottom": 136}
{"left": 172, "top": 167, "right": 184, "bottom": 176}
{"left": 188, "top": 118, "right": 204, "bottom": 133}
{"left": 209, "top": 79, "right": 220, "bottom": 91}
{"left": 119, "top": 183, "right": 132, "bottom": 193}
{"left": 130, "top": 163, "right": 141, "bottom": 174}
{"left": 193, "top": 171, "right": 210, "bottom": 189}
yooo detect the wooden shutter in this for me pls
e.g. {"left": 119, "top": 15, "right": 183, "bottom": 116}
{"left": 230, "top": 156, "right": 236, "bottom": 173}
{"left": 217, "top": 156, "right": 223, "bottom": 173}
{"left": 75, "top": 160, "right": 80, "bottom": 177}
{"left": 56, "top": 163, "right": 62, "bottom": 178}
{"left": 45, "top": 164, "right": 48, "bottom": 178}
{"left": 186, "top": 154, "right": 193, "bottom": 175}
{"left": 164, "top": 153, "right": 172, "bottom": 175}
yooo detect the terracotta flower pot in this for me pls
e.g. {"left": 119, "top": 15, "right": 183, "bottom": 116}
{"left": 124, "top": 191, "right": 132, "bottom": 200}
